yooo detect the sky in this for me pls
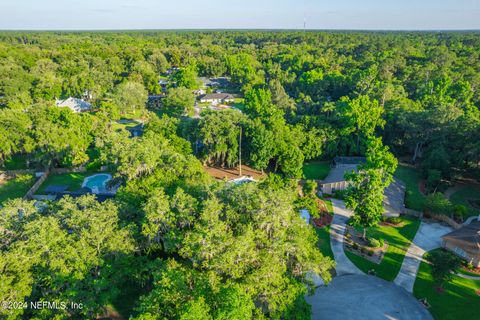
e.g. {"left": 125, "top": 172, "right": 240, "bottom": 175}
{"left": 0, "top": 0, "right": 479, "bottom": 30}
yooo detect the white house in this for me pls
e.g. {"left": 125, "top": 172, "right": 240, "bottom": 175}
{"left": 55, "top": 97, "right": 92, "bottom": 113}
{"left": 199, "top": 93, "right": 235, "bottom": 104}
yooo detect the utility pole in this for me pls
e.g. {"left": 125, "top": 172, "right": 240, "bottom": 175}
{"left": 239, "top": 126, "right": 242, "bottom": 176}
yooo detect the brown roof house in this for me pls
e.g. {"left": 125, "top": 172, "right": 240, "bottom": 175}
{"left": 442, "top": 219, "right": 480, "bottom": 267}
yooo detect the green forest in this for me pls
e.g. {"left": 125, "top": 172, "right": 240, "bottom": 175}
{"left": 0, "top": 31, "right": 479, "bottom": 319}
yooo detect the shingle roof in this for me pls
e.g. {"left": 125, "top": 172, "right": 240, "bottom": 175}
{"left": 322, "top": 164, "right": 358, "bottom": 184}
{"left": 442, "top": 220, "right": 480, "bottom": 253}
{"left": 200, "top": 93, "right": 234, "bottom": 100}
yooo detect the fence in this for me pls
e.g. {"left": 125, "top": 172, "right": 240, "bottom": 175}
{"left": 24, "top": 170, "right": 50, "bottom": 200}
{"left": 428, "top": 212, "right": 462, "bottom": 229}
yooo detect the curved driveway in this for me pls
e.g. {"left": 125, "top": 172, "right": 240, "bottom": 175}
{"left": 330, "top": 199, "right": 363, "bottom": 275}
{"left": 394, "top": 222, "right": 452, "bottom": 292}
{"left": 306, "top": 274, "right": 433, "bottom": 320}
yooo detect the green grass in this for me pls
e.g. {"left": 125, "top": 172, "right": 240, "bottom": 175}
{"left": 394, "top": 165, "right": 425, "bottom": 212}
{"left": 303, "top": 161, "right": 331, "bottom": 180}
{"left": 316, "top": 226, "right": 334, "bottom": 260}
{"left": 1, "top": 154, "right": 29, "bottom": 170}
{"left": 413, "top": 250, "right": 480, "bottom": 320}
{"left": 450, "top": 186, "right": 480, "bottom": 218}
{"left": 345, "top": 216, "right": 421, "bottom": 281}
{"left": 37, "top": 172, "right": 91, "bottom": 193}
{"left": 0, "top": 174, "right": 35, "bottom": 204}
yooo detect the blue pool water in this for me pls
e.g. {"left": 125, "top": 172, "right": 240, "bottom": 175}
{"left": 82, "top": 174, "right": 112, "bottom": 194}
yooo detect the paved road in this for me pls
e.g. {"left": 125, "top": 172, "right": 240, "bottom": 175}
{"left": 306, "top": 275, "right": 433, "bottom": 320}
{"left": 394, "top": 222, "right": 453, "bottom": 292}
{"left": 330, "top": 199, "right": 363, "bottom": 276}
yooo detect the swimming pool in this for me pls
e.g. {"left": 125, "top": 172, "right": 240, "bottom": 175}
{"left": 82, "top": 174, "right": 112, "bottom": 194}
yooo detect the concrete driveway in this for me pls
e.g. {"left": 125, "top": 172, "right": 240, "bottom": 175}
{"left": 306, "top": 274, "right": 433, "bottom": 320}
{"left": 330, "top": 199, "right": 363, "bottom": 275}
{"left": 394, "top": 222, "right": 453, "bottom": 292}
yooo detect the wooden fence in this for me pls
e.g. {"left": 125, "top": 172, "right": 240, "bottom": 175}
{"left": 24, "top": 170, "right": 50, "bottom": 200}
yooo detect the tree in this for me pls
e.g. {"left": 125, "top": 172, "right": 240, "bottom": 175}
{"left": 196, "top": 109, "right": 243, "bottom": 168}
{"left": 336, "top": 95, "right": 385, "bottom": 155}
{"left": 426, "top": 250, "right": 462, "bottom": 288}
{"left": 172, "top": 66, "right": 198, "bottom": 89}
{"left": 345, "top": 137, "right": 397, "bottom": 239}
{"left": 113, "top": 81, "right": 148, "bottom": 115}
{"left": 162, "top": 87, "right": 195, "bottom": 117}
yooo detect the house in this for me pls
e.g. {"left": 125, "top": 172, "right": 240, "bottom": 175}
{"left": 320, "top": 157, "right": 366, "bottom": 194}
{"left": 55, "top": 97, "right": 92, "bottom": 113}
{"left": 199, "top": 93, "right": 235, "bottom": 104}
{"left": 148, "top": 95, "right": 164, "bottom": 108}
{"left": 193, "top": 89, "right": 206, "bottom": 96}
{"left": 442, "top": 219, "right": 480, "bottom": 267}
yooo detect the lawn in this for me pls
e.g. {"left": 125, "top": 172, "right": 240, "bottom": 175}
{"left": 450, "top": 185, "right": 480, "bottom": 218}
{"left": 315, "top": 198, "right": 334, "bottom": 260}
{"left": 316, "top": 226, "right": 334, "bottom": 260}
{"left": 413, "top": 250, "right": 480, "bottom": 320}
{"left": 0, "top": 174, "right": 35, "bottom": 204}
{"left": 1, "top": 154, "right": 29, "bottom": 170}
{"left": 345, "top": 216, "right": 421, "bottom": 281}
{"left": 37, "top": 172, "right": 91, "bottom": 193}
{"left": 303, "top": 161, "right": 331, "bottom": 180}
{"left": 394, "top": 165, "right": 425, "bottom": 212}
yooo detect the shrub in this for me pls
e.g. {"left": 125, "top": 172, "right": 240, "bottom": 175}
{"left": 352, "top": 243, "right": 359, "bottom": 250}
{"left": 367, "top": 250, "right": 374, "bottom": 256}
{"left": 386, "top": 216, "right": 402, "bottom": 225}
{"left": 367, "top": 238, "right": 382, "bottom": 248}
{"left": 332, "top": 189, "right": 347, "bottom": 200}
{"left": 302, "top": 180, "right": 317, "bottom": 197}
{"left": 426, "top": 249, "right": 462, "bottom": 287}
{"left": 424, "top": 193, "right": 453, "bottom": 217}
{"left": 379, "top": 238, "right": 385, "bottom": 247}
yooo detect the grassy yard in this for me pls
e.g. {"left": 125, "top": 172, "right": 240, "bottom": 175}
{"left": 0, "top": 174, "right": 35, "bottom": 204}
{"left": 413, "top": 250, "right": 480, "bottom": 320}
{"left": 315, "top": 198, "right": 334, "bottom": 260}
{"left": 345, "top": 216, "right": 421, "bottom": 281}
{"left": 37, "top": 172, "right": 91, "bottom": 193}
{"left": 316, "top": 226, "right": 334, "bottom": 260}
{"left": 394, "top": 165, "right": 425, "bottom": 212}
{"left": 303, "top": 161, "right": 331, "bottom": 180}
{"left": 1, "top": 154, "right": 29, "bottom": 170}
{"left": 450, "top": 185, "right": 480, "bottom": 218}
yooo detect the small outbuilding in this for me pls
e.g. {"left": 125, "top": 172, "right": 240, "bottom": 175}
{"left": 442, "top": 220, "right": 480, "bottom": 267}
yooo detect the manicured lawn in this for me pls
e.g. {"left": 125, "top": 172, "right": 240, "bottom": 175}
{"left": 37, "top": 172, "right": 91, "bottom": 193}
{"left": 316, "top": 226, "right": 334, "bottom": 260}
{"left": 315, "top": 198, "right": 334, "bottom": 259}
{"left": 345, "top": 216, "right": 421, "bottom": 281}
{"left": 413, "top": 250, "right": 480, "bottom": 320}
{"left": 0, "top": 174, "right": 35, "bottom": 204}
{"left": 1, "top": 154, "right": 29, "bottom": 170}
{"left": 394, "top": 165, "right": 425, "bottom": 212}
{"left": 450, "top": 186, "right": 480, "bottom": 218}
{"left": 303, "top": 161, "right": 331, "bottom": 180}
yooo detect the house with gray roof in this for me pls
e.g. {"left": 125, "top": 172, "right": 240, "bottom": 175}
{"left": 442, "top": 219, "right": 480, "bottom": 267}
{"left": 55, "top": 97, "right": 92, "bottom": 113}
{"left": 199, "top": 93, "right": 234, "bottom": 104}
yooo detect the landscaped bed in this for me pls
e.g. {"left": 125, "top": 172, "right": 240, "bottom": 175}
{"left": 302, "top": 161, "right": 331, "bottom": 180}
{"left": 394, "top": 165, "right": 425, "bottom": 212}
{"left": 313, "top": 197, "right": 334, "bottom": 260}
{"left": 0, "top": 173, "right": 35, "bottom": 205}
{"left": 344, "top": 216, "right": 421, "bottom": 281}
{"left": 413, "top": 250, "right": 480, "bottom": 320}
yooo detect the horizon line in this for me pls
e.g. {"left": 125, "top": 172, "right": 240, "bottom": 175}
{"left": 0, "top": 28, "right": 479, "bottom": 32}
